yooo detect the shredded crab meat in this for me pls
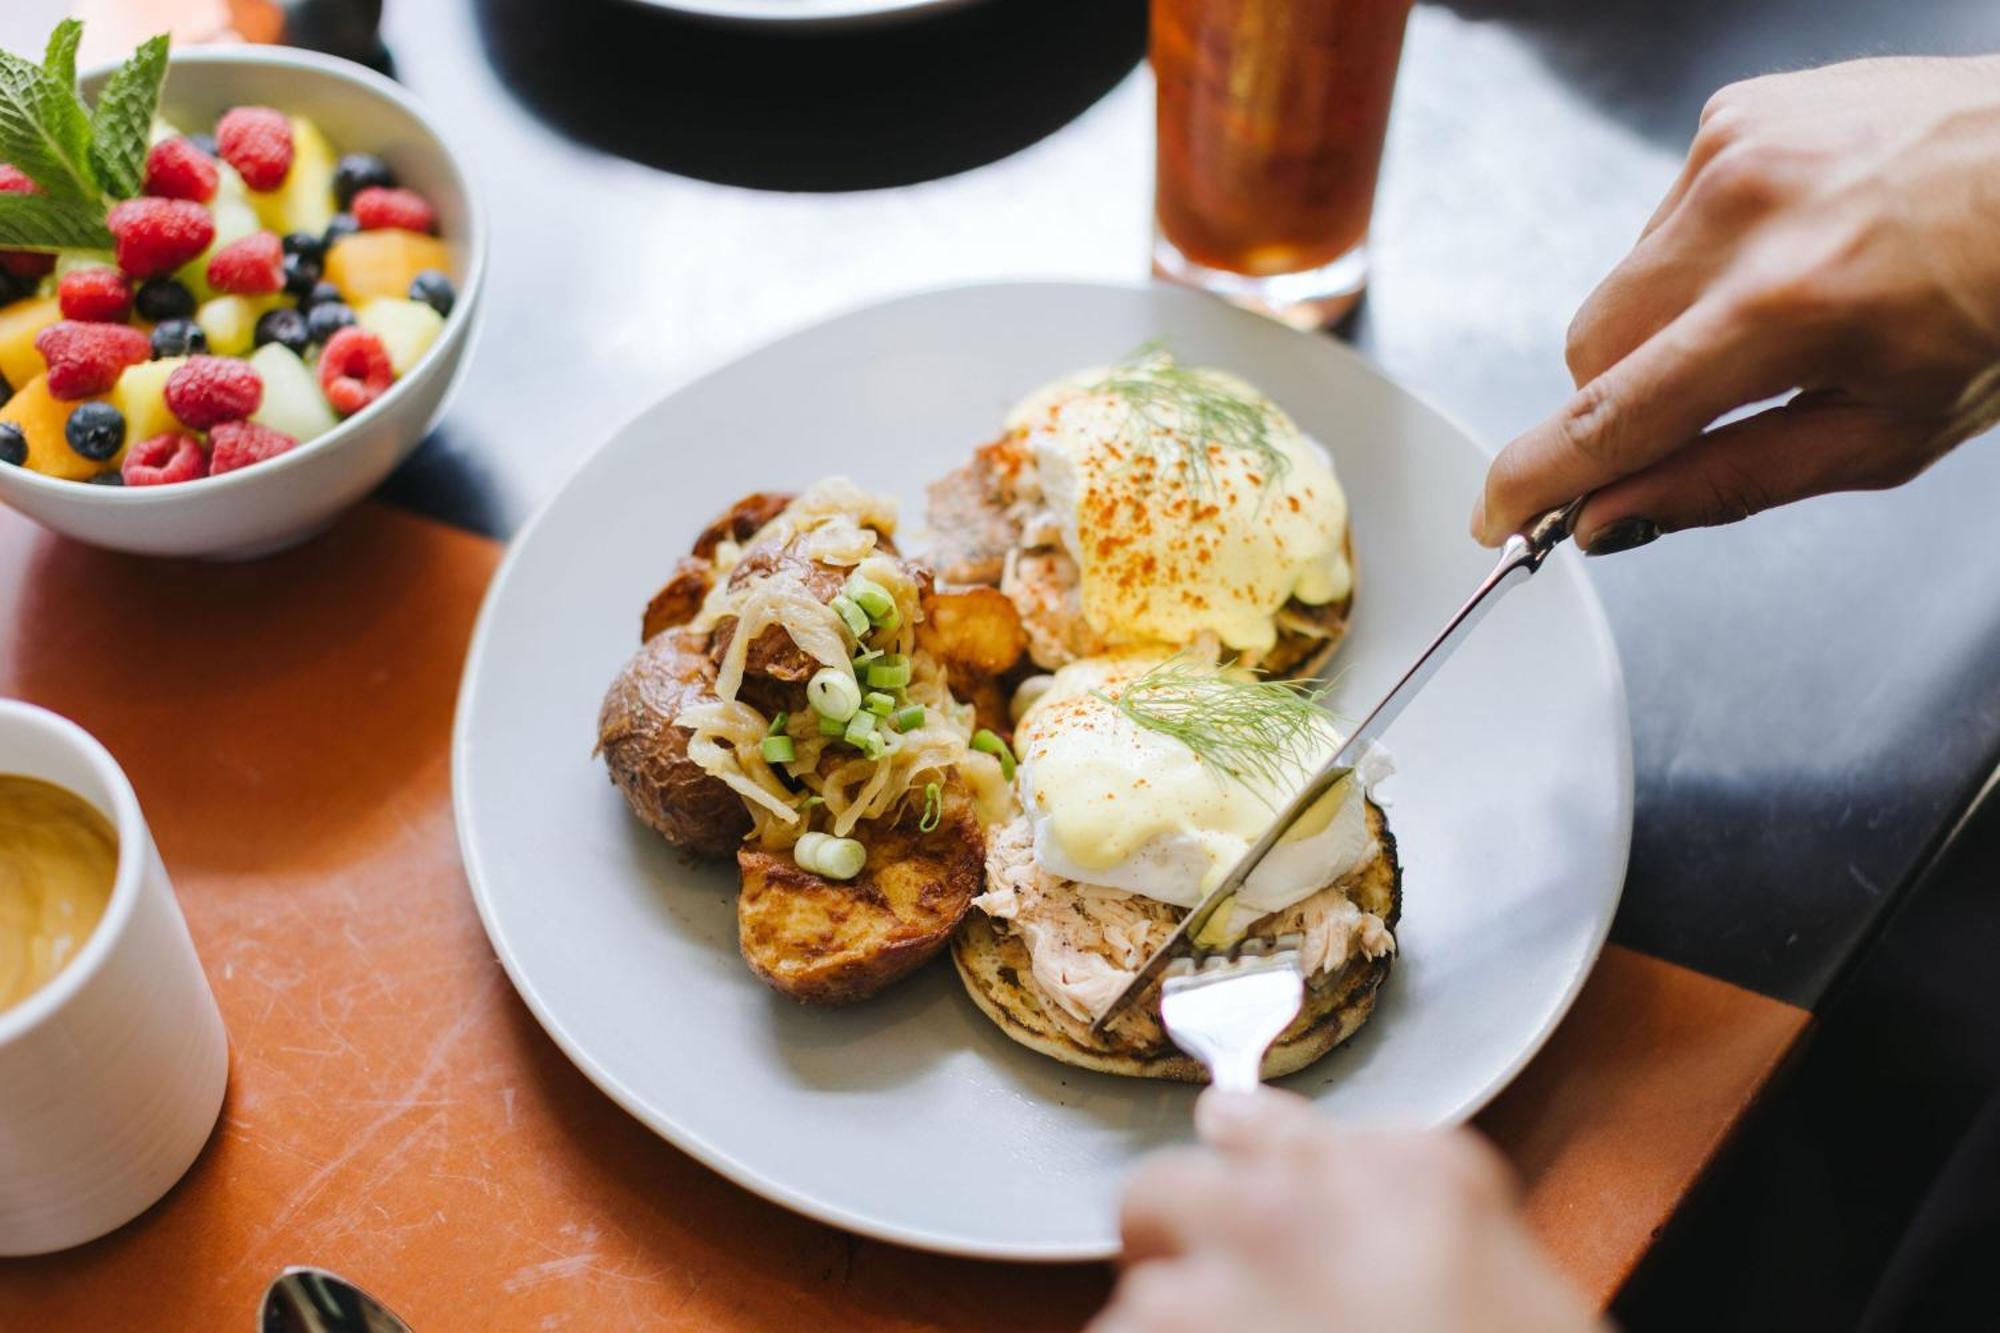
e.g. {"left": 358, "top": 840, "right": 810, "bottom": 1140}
{"left": 975, "top": 813, "right": 1394, "bottom": 1025}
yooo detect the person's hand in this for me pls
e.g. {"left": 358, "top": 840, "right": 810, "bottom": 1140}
{"left": 1089, "top": 1088, "right": 1604, "bottom": 1333}
{"left": 1473, "top": 55, "right": 2000, "bottom": 554}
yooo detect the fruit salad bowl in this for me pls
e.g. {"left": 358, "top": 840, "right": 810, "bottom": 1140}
{"left": 0, "top": 44, "right": 484, "bottom": 559}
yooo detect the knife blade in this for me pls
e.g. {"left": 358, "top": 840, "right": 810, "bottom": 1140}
{"left": 1088, "top": 499, "right": 1586, "bottom": 1037}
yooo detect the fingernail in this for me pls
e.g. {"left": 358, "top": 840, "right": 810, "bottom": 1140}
{"left": 1468, "top": 494, "right": 1490, "bottom": 544}
{"left": 1582, "top": 516, "right": 1661, "bottom": 557}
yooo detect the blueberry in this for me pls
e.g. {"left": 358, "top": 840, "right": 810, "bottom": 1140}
{"left": 87, "top": 470, "right": 124, "bottom": 486}
{"left": 323, "top": 213, "right": 359, "bottom": 248}
{"left": 135, "top": 277, "right": 196, "bottom": 323}
{"left": 188, "top": 132, "right": 218, "bottom": 159}
{"left": 65, "top": 401, "right": 124, "bottom": 462}
{"left": 0, "top": 422, "right": 24, "bottom": 467}
{"left": 282, "top": 231, "right": 326, "bottom": 264}
{"left": 305, "top": 301, "right": 355, "bottom": 346}
{"left": 408, "top": 269, "right": 455, "bottom": 318}
{"left": 151, "top": 318, "right": 208, "bottom": 358}
{"left": 0, "top": 270, "right": 28, "bottom": 307}
{"left": 255, "top": 307, "right": 310, "bottom": 355}
{"left": 282, "top": 251, "right": 322, "bottom": 297}
{"left": 332, "top": 153, "right": 396, "bottom": 209}
{"left": 299, "top": 280, "right": 343, "bottom": 311}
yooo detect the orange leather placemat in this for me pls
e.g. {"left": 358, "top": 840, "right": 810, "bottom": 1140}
{"left": 0, "top": 502, "right": 1809, "bottom": 1328}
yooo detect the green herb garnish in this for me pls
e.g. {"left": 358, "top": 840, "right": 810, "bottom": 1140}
{"left": 919, "top": 781, "right": 942, "bottom": 833}
{"left": 1088, "top": 341, "right": 1291, "bottom": 498}
{"left": 1102, "top": 656, "right": 1339, "bottom": 794}
{"left": 0, "top": 21, "right": 169, "bottom": 252}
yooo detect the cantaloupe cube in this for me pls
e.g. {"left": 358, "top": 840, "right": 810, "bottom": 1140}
{"left": 357, "top": 297, "right": 443, "bottom": 376}
{"left": 111, "top": 357, "right": 189, "bottom": 444}
{"left": 250, "top": 115, "right": 338, "bottom": 238}
{"left": 0, "top": 297, "right": 61, "bottom": 391}
{"left": 324, "top": 229, "right": 451, "bottom": 307}
{"left": 0, "top": 374, "right": 117, "bottom": 480}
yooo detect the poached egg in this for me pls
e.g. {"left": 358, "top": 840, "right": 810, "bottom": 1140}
{"left": 1004, "top": 354, "right": 1353, "bottom": 658}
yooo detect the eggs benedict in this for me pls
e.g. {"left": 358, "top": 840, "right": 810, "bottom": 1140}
{"left": 925, "top": 346, "right": 1356, "bottom": 677}
{"left": 952, "top": 653, "right": 1400, "bottom": 1081}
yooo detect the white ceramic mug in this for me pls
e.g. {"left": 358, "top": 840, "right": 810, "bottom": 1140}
{"left": 0, "top": 701, "right": 228, "bottom": 1256}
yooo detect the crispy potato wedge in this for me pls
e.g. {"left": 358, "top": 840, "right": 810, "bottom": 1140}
{"left": 920, "top": 585, "right": 1027, "bottom": 679}
{"left": 596, "top": 626, "right": 750, "bottom": 858}
{"left": 737, "top": 796, "right": 982, "bottom": 1004}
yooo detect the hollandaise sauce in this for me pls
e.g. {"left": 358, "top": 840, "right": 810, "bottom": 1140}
{"left": 0, "top": 775, "right": 117, "bottom": 1014}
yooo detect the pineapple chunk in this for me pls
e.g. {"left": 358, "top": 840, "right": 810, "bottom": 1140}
{"left": 112, "top": 357, "right": 189, "bottom": 443}
{"left": 250, "top": 115, "right": 337, "bottom": 238}
{"left": 325, "top": 230, "right": 451, "bottom": 307}
{"left": 357, "top": 298, "right": 443, "bottom": 376}
{"left": 248, "top": 343, "right": 337, "bottom": 443}
{"left": 0, "top": 297, "right": 61, "bottom": 390}
{"left": 196, "top": 296, "right": 259, "bottom": 357}
{"left": 0, "top": 374, "right": 117, "bottom": 480}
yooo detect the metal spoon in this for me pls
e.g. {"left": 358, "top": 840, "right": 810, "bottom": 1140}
{"left": 261, "top": 1267, "right": 412, "bottom": 1333}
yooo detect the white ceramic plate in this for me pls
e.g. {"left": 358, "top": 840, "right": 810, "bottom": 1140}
{"left": 453, "top": 281, "right": 1632, "bottom": 1260}
{"left": 623, "top": 0, "right": 975, "bottom": 27}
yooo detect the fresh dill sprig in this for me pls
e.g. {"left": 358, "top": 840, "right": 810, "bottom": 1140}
{"left": 1100, "top": 656, "right": 1339, "bottom": 793}
{"left": 1087, "top": 341, "right": 1291, "bottom": 497}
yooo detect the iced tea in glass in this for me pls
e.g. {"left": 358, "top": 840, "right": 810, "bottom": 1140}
{"left": 1152, "top": 0, "right": 1414, "bottom": 327}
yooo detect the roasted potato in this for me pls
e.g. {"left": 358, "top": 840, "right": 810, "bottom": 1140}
{"left": 736, "top": 795, "right": 982, "bottom": 1004}
{"left": 596, "top": 626, "right": 750, "bottom": 858}
{"left": 919, "top": 585, "right": 1027, "bottom": 679}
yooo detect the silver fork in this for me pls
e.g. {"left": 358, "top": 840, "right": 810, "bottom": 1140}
{"left": 1158, "top": 934, "right": 1307, "bottom": 1091}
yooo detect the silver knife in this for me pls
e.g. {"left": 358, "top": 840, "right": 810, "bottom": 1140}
{"left": 1089, "top": 499, "right": 1588, "bottom": 1036}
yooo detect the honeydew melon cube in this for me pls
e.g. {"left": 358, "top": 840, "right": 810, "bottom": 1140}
{"left": 195, "top": 295, "right": 260, "bottom": 357}
{"left": 250, "top": 116, "right": 337, "bottom": 238}
{"left": 247, "top": 342, "right": 337, "bottom": 443}
{"left": 177, "top": 194, "right": 261, "bottom": 301}
{"left": 111, "top": 356, "right": 189, "bottom": 443}
{"left": 356, "top": 297, "right": 443, "bottom": 376}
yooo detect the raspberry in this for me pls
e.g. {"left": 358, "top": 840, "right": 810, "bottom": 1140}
{"left": 57, "top": 267, "right": 132, "bottom": 323}
{"left": 216, "top": 106, "right": 293, "bottom": 191}
{"left": 121, "top": 433, "right": 208, "bottom": 486}
{"left": 164, "top": 356, "right": 263, "bottom": 428}
{"left": 0, "top": 163, "right": 54, "bottom": 280}
{"left": 206, "top": 231, "right": 284, "bottom": 296}
{"left": 142, "top": 136, "right": 220, "bottom": 203}
{"left": 208, "top": 420, "right": 297, "bottom": 476}
{"left": 107, "top": 198, "right": 215, "bottom": 278}
{"left": 317, "top": 327, "right": 395, "bottom": 416}
{"left": 351, "top": 186, "right": 436, "bottom": 235}
{"left": 35, "top": 321, "right": 151, "bottom": 399}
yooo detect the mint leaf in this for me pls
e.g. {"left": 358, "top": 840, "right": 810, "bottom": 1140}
{"left": 44, "top": 20, "right": 80, "bottom": 90}
{"left": 0, "top": 47, "right": 98, "bottom": 206}
{"left": 86, "top": 33, "right": 165, "bottom": 200}
{"left": 0, "top": 191, "right": 113, "bottom": 250}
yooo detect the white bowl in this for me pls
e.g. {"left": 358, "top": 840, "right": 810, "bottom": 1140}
{"left": 0, "top": 47, "right": 486, "bottom": 559}
{"left": 0, "top": 701, "right": 229, "bottom": 1255}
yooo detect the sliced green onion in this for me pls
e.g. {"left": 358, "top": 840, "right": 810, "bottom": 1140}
{"left": 845, "top": 573, "right": 896, "bottom": 624}
{"left": 892, "top": 704, "right": 926, "bottom": 733}
{"left": 865, "top": 691, "right": 895, "bottom": 717}
{"left": 919, "top": 781, "right": 942, "bottom": 832}
{"left": 801, "top": 794, "right": 824, "bottom": 808}
{"left": 843, "top": 711, "right": 877, "bottom": 748}
{"left": 795, "top": 832, "right": 866, "bottom": 881}
{"left": 807, "top": 667, "right": 861, "bottom": 722}
{"left": 866, "top": 656, "right": 911, "bottom": 689}
{"left": 760, "top": 734, "right": 796, "bottom": 763}
{"left": 831, "top": 594, "right": 870, "bottom": 639}
{"left": 818, "top": 714, "right": 847, "bottom": 737}
{"left": 873, "top": 604, "right": 901, "bottom": 634}
{"left": 972, "top": 728, "right": 1016, "bottom": 782}
{"left": 852, "top": 646, "right": 884, "bottom": 667}
{"left": 858, "top": 732, "right": 888, "bottom": 761}
{"left": 768, "top": 711, "right": 789, "bottom": 736}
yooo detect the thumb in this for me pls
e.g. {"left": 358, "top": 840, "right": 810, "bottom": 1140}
{"left": 1573, "top": 397, "right": 1946, "bottom": 552}
{"left": 1194, "top": 1085, "right": 1316, "bottom": 1152}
